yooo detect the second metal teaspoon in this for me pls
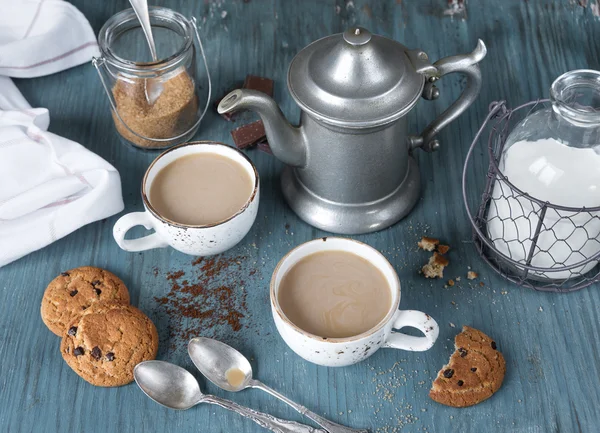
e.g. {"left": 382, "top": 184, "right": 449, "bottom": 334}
{"left": 134, "top": 360, "right": 325, "bottom": 433}
{"left": 188, "top": 337, "right": 369, "bottom": 433}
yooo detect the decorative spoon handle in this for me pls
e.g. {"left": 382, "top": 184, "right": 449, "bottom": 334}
{"left": 251, "top": 381, "right": 369, "bottom": 433}
{"left": 201, "top": 394, "right": 327, "bottom": 433}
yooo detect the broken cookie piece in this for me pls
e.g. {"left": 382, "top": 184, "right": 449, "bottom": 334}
{"left": 437, "top": 244, "right": 450, "bottom": 255}
{"left": 418, "top": 236, "right": 440, "bottom": 251}
{"left": 429, "top": 326, "right": 506, "bottom": 408}
{"left": 422, "top": 252, "right": 449, "bottom": 279}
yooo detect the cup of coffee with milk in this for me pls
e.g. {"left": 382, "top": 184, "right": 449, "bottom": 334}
{"left": 113, "top": 141, "right": 259, "bottom": 256}
{"left": 271, "top": 237, "right": 439, "bottom": 367}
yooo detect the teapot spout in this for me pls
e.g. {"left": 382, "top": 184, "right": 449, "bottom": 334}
{"left": 218, "top": 89, "right": 306, "bottom": 167}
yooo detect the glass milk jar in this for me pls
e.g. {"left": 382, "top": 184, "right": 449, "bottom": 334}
{"left": 487, "top": 70, "right": 600, "bottom": 280}
{"left": 93, "top": 7, "right": 210, "bottom": 149}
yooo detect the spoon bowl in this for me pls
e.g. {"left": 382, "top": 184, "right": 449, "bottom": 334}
{"left": 188, "top": 337, "right": 253, "bottom": 392}
{"left": 134, "top": 360, "right": 202, "bottom": 410}
{"left": 188, "top": 337, "right": 369, "bottom": 433}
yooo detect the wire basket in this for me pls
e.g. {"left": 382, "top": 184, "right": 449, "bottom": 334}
{"left": 462, "top": 100, "right": 600, "bottom": 292}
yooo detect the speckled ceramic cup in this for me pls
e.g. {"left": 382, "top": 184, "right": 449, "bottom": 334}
{"left": 271, "top": 237, "right": 439, "bottom": 367}
{"left": 113, "top": 141, "right": 259, "bottom": 256}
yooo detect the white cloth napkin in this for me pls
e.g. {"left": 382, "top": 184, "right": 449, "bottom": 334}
{"left": 0, "top": 0, "right": 101, "bottom": 78}
{"left": 0, "top": 0, "right": 124, "bottom": 267}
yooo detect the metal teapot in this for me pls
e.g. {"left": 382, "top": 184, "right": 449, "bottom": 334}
{"left": 218, "top": 27, "right": 487, "bottom": 234}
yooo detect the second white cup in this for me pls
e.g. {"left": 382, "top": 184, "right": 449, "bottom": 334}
{"left": 271, "top": 237, "right": 439, "bottom": 367}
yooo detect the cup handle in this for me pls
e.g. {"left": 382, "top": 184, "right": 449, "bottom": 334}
{"left": 113, "top": 212, "right": 168, "bottom": 252}
{"left": 383, "top": 310, "right": 439, "bottom": 351}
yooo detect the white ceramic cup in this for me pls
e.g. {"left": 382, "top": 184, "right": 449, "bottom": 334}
{"left": 270, "top": 237, "right": 439, "bottom": 367}
{"left": 113, "top": 141, "right": 259, "bottom": 256}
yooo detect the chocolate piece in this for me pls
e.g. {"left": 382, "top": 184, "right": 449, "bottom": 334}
{"left": 458, "top": 347, "right": 468, "bottom": 357}
{"left": 106, "top": 352, "right": 115, "bottom": 361}
{"left": 73, "top": 347, "right": 84, "bottom": 356}
{"left": 243, "top": 75, "right": 274, "bottom": 97}
{"left": 61, "top": 272, "right": 70, "bottom": 277}
{"left": 491, "top": 341, "right": 497, "bottom": 350}
{"left": 231, "top": 120, "right": 266, "bottom": 149}
{"left": 471, "top": 367, "right": 477, "bottom": 372}
{"left": 91, "top": 280, "right": 101, "bottom": 286}
{"left": 94, "top": 288, "right": 102, "bottom": 296}
{"left": 457, "top": 380, "right": 464, "bottom": 386}
{"left": 256, "top": 140, "right": 273, "bottom": 155}
{"left": 68, "top": 326, "right": 77, "bottom": 336}
{"left": 69, "top": 290, "right": 78, "bottom": 297}
{"left": 443, "top": 368, "right": 454, "bottom": 378}
{"left": 91, "top": 346, "right": 102, "bottom": 360}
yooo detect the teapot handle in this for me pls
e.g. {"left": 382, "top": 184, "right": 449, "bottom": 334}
{"left": 407, "top": 40, "right": 487, "bottom": 153}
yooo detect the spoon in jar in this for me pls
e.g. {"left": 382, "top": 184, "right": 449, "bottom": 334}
{"left": 188, "top": 338, "right": 369, "bottom": 433}
{"left": 128, "top": 0, "right": 163, "bottom": 104}
{"left": 134, "top": 360, "right": 326, "bottom": 433}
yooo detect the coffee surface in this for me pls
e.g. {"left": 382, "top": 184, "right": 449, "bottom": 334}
{"left": 149, "top": 152, "right": 253, "bottom": 225}
{"left": 278, "top": 250, "right": 392, "bottom": 338}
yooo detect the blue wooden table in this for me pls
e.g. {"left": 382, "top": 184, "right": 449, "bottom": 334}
{"left": 2, "top": 1, "right": 600, "bottom": 432}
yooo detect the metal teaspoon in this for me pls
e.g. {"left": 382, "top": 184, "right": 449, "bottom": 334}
{"left": 128, "top": 0, "right": 163, "bottom": 104}
{"left": 134, "top": 360, "right": 326, "bottom": 433}
{"left": 188, "top": 338, "right": 369, "bottom": 433}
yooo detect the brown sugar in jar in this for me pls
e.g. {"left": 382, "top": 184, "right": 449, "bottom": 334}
{"left": 112, "top": 70, "right": 199, "bottom": 148}
{"left": 95, "top": 7, "right": 209, "bottom": 150}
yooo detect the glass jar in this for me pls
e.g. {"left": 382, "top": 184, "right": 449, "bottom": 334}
{"left": 487, "top": 70, "right": 600, "bottom": 280}
{"left": 93, "top": 7, "right": 210, "bottom": 150}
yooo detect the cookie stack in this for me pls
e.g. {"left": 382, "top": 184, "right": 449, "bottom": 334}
{"left": 41, "top": 266, "right": 158, "bottom": 387}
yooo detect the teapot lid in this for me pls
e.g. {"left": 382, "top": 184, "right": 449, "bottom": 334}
{"left": 288, "top": 27, "right": 426, "bottom": 128}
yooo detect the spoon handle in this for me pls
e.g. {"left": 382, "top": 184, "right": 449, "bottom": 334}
{"left": 201, "top": 394, "right": 327, "bottom": 433}
{"left": 250, "top": 381, "right": 369, "bottom": 433}
{"left": 128, "top": 0, "right": 158, "bottom": 60}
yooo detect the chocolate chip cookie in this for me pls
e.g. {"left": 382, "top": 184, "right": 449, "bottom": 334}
{"left": 429, "top": 326, "right": 506, "bottom": 407}
{"left": 41, "top": 267, "right": 130, "bottom": 336}
{"left": 60, "top": 301, "right": 158, "bottom": 387}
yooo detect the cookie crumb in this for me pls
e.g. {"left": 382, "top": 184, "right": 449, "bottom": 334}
{"left": 418, "top": 236, "right": 439, "bottom": 251}
{"left": 448, "top": 279, "right": 455, "bottom": 287}
{"left": 437, "top": 244, "right": 450, "bottom": 255}
{"left": 467, "top": 271, "right": 478, "bottom": 280}
{"left": 422, "top": 253, "right": 449, "bottom": 279}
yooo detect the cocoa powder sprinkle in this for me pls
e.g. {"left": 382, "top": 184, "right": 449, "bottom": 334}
{"left": 154, "top": 256, "right": 253, "bottom": 351}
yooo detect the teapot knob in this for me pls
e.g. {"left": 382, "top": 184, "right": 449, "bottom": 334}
{"left": 343, "top": 27, "right": 372, "bottom": 46}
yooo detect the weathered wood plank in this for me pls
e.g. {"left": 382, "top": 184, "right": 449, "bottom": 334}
{"left": 1, "top": 0, "right": 599, "bottom": 432}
